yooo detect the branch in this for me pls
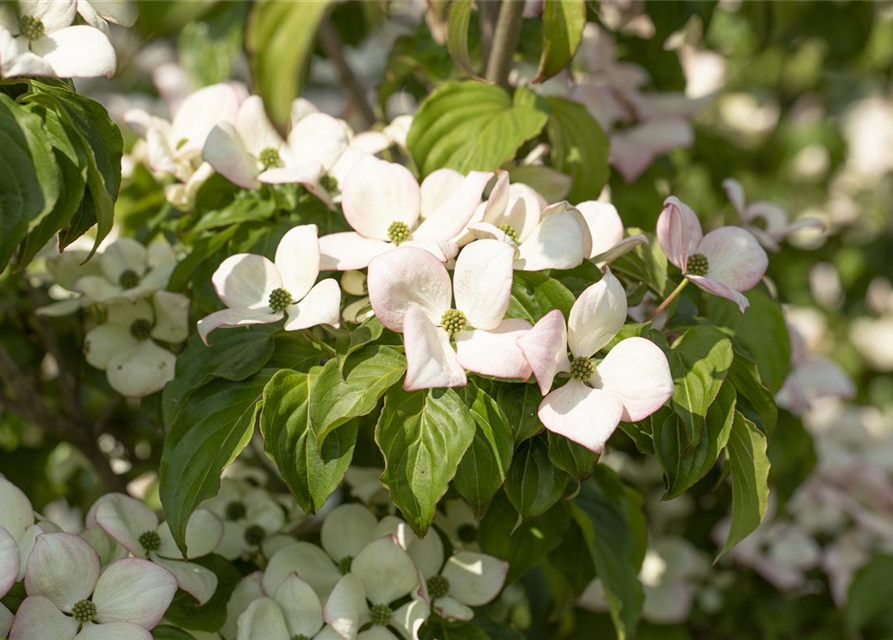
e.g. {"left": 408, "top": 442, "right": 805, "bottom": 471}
{"left": 318, "top": 20, "right": 377, "bottom": 129}
{"left": 485, "top": 0, "right": 526, "bottom": 88}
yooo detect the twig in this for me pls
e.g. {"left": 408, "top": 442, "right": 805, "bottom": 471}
{"left": 479, "top": 0, "right": 502, "bottom": 62}
{"left": 485, "top": 0, "right": 526, "bottom": 87}
{"left": 318, "top": 19, "right": 377, "bottom": 129}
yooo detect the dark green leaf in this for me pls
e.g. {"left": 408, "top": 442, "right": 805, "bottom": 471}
{"left": 728, "top": 348, "right": 777, "bottom": 433}
{"left": 376, "top": 386, "right": 477, "bottom": 537}
{"left": 545, "top": 96, "right": 609, "bottom": 203}
{"left": 497, "top": 383, "right": 544, "bottom": 443}
{"left": 534, "top": 0, "right": 587, "bottom": 82}
{"left": 505, "top": 437, "right": 569, "bottom": 521}
{"left": 547, "top": 431, "right": 599, "bottom": 482}
{"left": 163, "top": 554, "right": 240, "bottom": 632}
{"left": 507, "top": 271, "right": 575, "bottom": 323}
{"left": 152, "top": 626, "right": 196, "bottom": 640}
{"left": 845, "top": 555, "right": 893, "bottom": 634}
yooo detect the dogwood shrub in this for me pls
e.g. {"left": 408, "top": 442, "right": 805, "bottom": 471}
{"left": 1, "top": 1, "right": 890, "bottom": 639}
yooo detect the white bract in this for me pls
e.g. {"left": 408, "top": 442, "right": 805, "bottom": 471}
{"left": 84, "top": 291, "right": 188, "bottom": 397}
{"left": 575, "top": 201, "right": 648, "bottom": 266}
{"left": 319, "top": 157, "right": 493, "bottom": 270}
{"left": 517, "top": 270, "right": 674, "bottom": 452}
{"left": 203, "top": 96, "right": 350, "bottom": 207}
{"left": 197, "top": 224, "right": 341, "bottom": 345}
{"left": 9, "top": 532, "right": 177, "bottom": 640}
{"left": 74, "top": 238, "right": 177, "bottom": 304}
{"left": 76, "top": 0, "right": 137, "bottom": 34}
{"left": 367, "top": 241, "right": 532, "bottom": 390}
{"left": 0, "top": 0, "right": 116, "bottom": 79}
{"left": 88, "top": 493, "right": 224, "bottom": 606}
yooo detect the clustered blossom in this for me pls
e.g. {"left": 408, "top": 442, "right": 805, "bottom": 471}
{"left": 0, "top": 474, "right": 510, "bottom": 640}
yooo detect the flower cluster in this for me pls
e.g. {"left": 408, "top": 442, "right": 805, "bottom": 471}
{"left": 0, "top": 473, "right": 508, "bottom": 640}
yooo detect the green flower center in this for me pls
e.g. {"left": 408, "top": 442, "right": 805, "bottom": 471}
{"left": 130, "top": 319, "right": 152, "bottom": 340}
{"left": 569, "top": 356, "right": 594, "bottom": 382}
{"left": 139, "top": 530, "right": 161, "bottom": 553}
{"left": 427, "top": 575, "right": 450, "bottom": 600}
{"left": 19, "top": 15, "right": 45, "bottom": 41}
{"left": 686, "top": 253, "right": 709, "bottom": 276}
{"left": 259, "top": 147, "right": 283, "bottom": 169}
{"left": 225, "top": 501, "right": 247, "bottom": 521}
{"left": 320, "top": 174, "right": 338, "bottom": 191}
{"left": 71, "top": 599, "right": 97, "bottom": 623}
{"left": 175, "top": 137, "right": 189, "bottom": 150}
{"left": 338, "top": 555, "right": 353, "bottom": 575}
{"left": 119, "top": 269, "right": 140, "bottom": 289}
{"left": 387, "top": 221, "right": 411, "bottom": 245}
{"left": 498, "top": 224, "right": 519, "bottom": 242}
{"left": 440, "top": 308, "right": 467, "bottom": 335}
{"left": 268, "top": 287, "right": 294, "bottom": 313}
{"left": 369, "top": 603, "right": 393, "bottom": 626}
{"left": 457, "top": 523, "right": 477, "bottom": 544}
{"left": 244, "top": 524, "right": 266, "bottom": 546}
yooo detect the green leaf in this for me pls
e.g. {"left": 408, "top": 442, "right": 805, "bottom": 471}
{"left": 0, "top": 93, "right": 59, "bottom": 268}
{"left": 573, "top": 468, "right": 646, "bottom": 640}
{"left": 497, "top": 383, "right": 544, "bottom": 443}
{"left": 654, "top": 383, "right": 736, "bottom": 499}
{"left": 717, "top": 411, "right": 771, "bottom": 559}
{"left": 446, "top": 0, "right": 485, "bottom": 81}
{"left": 260, "top": 368, "right": 357, "bottom": 513}
{"left": 478, "top": 493, "right": 571, "bottom": 584}
{"left": 845, "top": 555, "right": 893, "bottom": 634}
{"left": 534, "top": 0, "right": 587, "bottom": 83}
{"left": 152, "top": 626, "right": 196, "bottom": 640}
{"left": 545, "top": 96, "right": 610, "bottom": 203}
{"left": 167, "top": 227, "right": 237, "bottom": 292}
{"left": 668, "top": 325, "right": 734, "bottom": 448}
{"left": 334, "top": 316, "right": 386, "bottom": 363}
{"left": 454, "top": 381, "right": 515, "bottom": 518}
{"left": 548, "top": 431, "right": 599, "bottom": 482}
{"left": 266, "top": 331, "right": 327, "bottom": 371}
{"left": 162, "top": 554, "right": 240, "bottom": 632}
{"left": 728, "top": 348, "right": 777, "bottom": 433}
{"left": 162, "top": 326, "right": 278, "bottom": 425}
{"left": 161, "top": 370, "right": 275, "bottom": 552}
{"left": 192, "top": 194, "right": 277, "bottom": 232}
{"left": 376, "top": 386, "right": 477, "bottom": 537}
{"left": 507, "top": 271, "right": 575, "bottom": 324}
{"left": 312, "top": 345, "right": 407, "bottom": 445}
{"left": 407, "top": 81, "right": 549, "bottom": 178}
{"left": 610, "top": 230, "right": 668, "bottom": 296}
{"left": 246, "top": 0, "right": 332, "bottom": 131}
{"left": 768, "top": 409, "right": 816, "bottom": 505}
{"left": 705, "top": 287, "right": 791, "bottom": 393}
{"left": 505, "top": 437, "right": 569, "bottom": 522}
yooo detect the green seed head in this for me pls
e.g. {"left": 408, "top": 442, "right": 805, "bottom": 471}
{"left": 139, "top": 530, "right": 161, "bottom": 553}
{"left": 320, "top": 174, "right": 338, "bottom": 192}
{"left": 244, "top": 524, "right": 266, "bottom": 546}
{"left": 18, "top": 15, "right": 45, "bottom": 40}
{"left": 225, "top": 501, "right": 247, "bottom": 521}
{"left": 440, "top": 308, "right": 467, "bottom": 335}
{"left": 119, "top": 269, "right": 140, "bottom": 289}
{"left": 686, "top": 253, "right": 709, "bottom": 276}
{"left": 338, "top": 555, "right": 353, "bottom": 575}
{"left": 259, "top": 147, "right": 283, "bottom": 169}
{"left": 268, "top": 287, "right": 294, "bottom": 313}
{"left": 72, "top": 599, "right": 97, "bottom": 623}
{"left": 569, "top": 356, "right": 594, "bottom": 382}
{"left": 387, "top": 221, "right": 411, "bottom": 245}
{"left": 457, "top": 523, "right": 477, "bottom": 544}
{"left": 498, "top": 224, "right": 519, "bottom": 242}
{"left": 130, "top": 319, "right": 152, "bottom": 340}
{"left": 369, "top": 603, "right": 393, "bottom": 626}
{"left": 427, "top": 575, "right": 450, "bottom": 600}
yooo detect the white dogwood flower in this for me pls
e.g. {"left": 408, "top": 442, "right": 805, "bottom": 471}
{"left": 200, "top": 479, "right": 289, "bottom": 561}
{"left": 76, "top": 0, "right": 137, "bottom": 34}
{"left": 197, "top": 225, "right": 341, "bottom": 345}
{"left": 9, "top": 532, "right": 177, "bottom": 640}
{"left": 83, "top": 291, "right": 188, "bottom": 397}
{"left": 73, "top": 238, "right": 176, "bottom": 304}
{"left": 575, "top": 201, "right": 648, "bottom": 266}
{"left": 88, "top": 493, "right": 224, "bottom": 606}
{"left": 0, "top": 0, "right": 116, "bottom": 79}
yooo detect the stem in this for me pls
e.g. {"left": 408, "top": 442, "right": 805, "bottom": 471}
{"left": 318, "top": 20, "right": 377, "bottom": 129}
{"left": 479, "top": 0, "right": 501, "bottom": 62}
{"left": 485, "top": 0, "right": 526, "bottom": 88}
{"left": 648, "top": 279, "right": 689, "bottom": 322}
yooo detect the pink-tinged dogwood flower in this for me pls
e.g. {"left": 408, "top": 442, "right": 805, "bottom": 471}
{"left": 656, "top": 196, "right": 768, "bottom": 313}
{"left": 10, "top": 532, "right": 177, "bottom": 640}
{"left": 76, "top": 0, "right": 138, "bottom": 34}
{"left": 319, "top": 157, "right": 493, "bottom": 270}
{"left": 88, "top": 494, "right": 223, "bottom": 606}
{"left": 517, "top": 270, "right": 673, "bottom": 452}
{"left": 197, "top": 225, "right": 341, "bottom": 345}
{"left": 0, "top": 0, "right": 116, "bottom": 79}
{"left": 576, "top": 201, "right": 648, "bottom": 266}
{"left": 203, "top": 95, "right": 349, "bottom": 206}
{"left": 367, "top": 241, "right": 532, "bottom": 391}
{"left": 723, "top": 178, "right": 824, "bottom": 251}
{"left": 465, "top": 173, "right": 592, "bottom": 271}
